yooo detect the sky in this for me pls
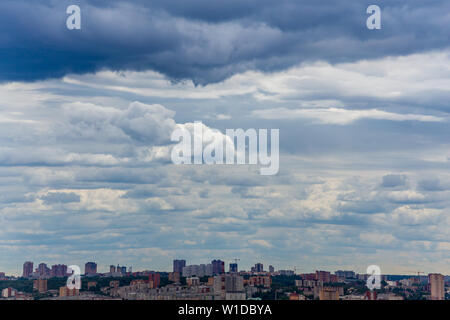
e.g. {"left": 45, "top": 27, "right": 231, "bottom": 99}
{"left": 0, "top": 0, "right": 449, "bottom": 276}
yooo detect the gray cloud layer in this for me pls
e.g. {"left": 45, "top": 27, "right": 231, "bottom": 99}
{"left": 1, "top": 1, "right": 449, "bottom": 275}
{"left": 1, "top": 0, "right": 449, "bottom": 84}
{"left": 0, "top": 59, "right": 449, "bottom": 274}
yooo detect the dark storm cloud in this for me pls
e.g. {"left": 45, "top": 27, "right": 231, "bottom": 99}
{"left": 1, "top": 0, "right": 449, "bottom": 84}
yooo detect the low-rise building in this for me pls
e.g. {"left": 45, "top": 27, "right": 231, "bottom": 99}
{"left": 319, "top": 287, "right": 340, "bottom": 300}
{"left": 33, "top": 279, "right": 47, "bottom": 293}
{"left": 2, "top": 287, "right": 17, "bottom": 298}
{"left": 110, "top": 283, "right": 214, "bottom": 300}
{"left": 168, "top": 272, "right": 180, "bottom": 284}
{"left": 187, "top": 277, "right": 200, "bottom": 286}
{"left": 248, "top": 276, "right": 271, "bottom": 288}
{"left": 59, "top": 286, "right": 80, "bottom": 297}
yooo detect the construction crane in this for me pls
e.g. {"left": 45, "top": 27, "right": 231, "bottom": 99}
{"left": 404, "top": 270, "right": 425, "bottom": 277}
{"left": 403, "top": 270, "right": 425, "bottom": 283}
{"left": 229, "top": 259, "right": 240, "bottom": 273}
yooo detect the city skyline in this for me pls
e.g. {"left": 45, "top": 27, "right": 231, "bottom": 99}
{"left": 1, "top": 259, "right": 447, "bottom": 300}
{"left": 0, "top": 1, "right": 449, "bottom": 277}
{"left": 1, "top": 259, "right": 449, "bottom": 278}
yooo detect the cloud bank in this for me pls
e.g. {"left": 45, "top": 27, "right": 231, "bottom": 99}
{"left": 1, "top": 0, "right": 449, "bottom": 83}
